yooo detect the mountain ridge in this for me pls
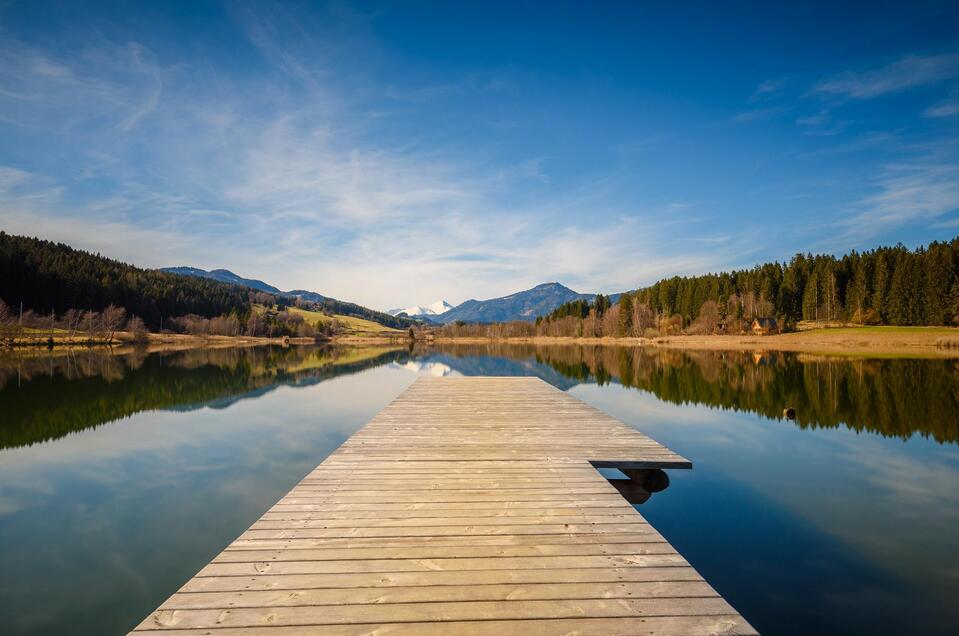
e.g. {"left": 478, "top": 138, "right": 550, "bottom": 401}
{"left": 162, "top": 267, "right": 287, "bottom": 296}
{"left": 435, "top": 282, "right": 611, "bottom": 324}
{"left": 159, "top": 266, "right": 418, "bottom": 329}
{"left": 162, "top": 267, "right": 616, "bottom": 325}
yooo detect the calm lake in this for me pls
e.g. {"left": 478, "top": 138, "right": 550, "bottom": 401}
{"left": 1, "top": 344, "right": 958, "bottom": 635}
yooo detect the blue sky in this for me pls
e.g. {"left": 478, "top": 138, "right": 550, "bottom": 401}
{"left": 1, "top": 1, "right": 958, "bottom": 309}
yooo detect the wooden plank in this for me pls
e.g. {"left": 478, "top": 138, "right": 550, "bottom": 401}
{"left": 133, "top": 615, "right": 755, "bottom": 635}
{"left": 214, "top": 543, "right": 675, "bottom": 562}
{"left": 196, "top": 554, "right": 690, "bottom": 576}
{"left": 137, "top": 597, "right": 739, "bottom": 629}
{"left": 177, "top": 566, "right": 711, "bottom": 593}
{"left": 132, "top": 376, "right": 755, "bottom": 635}
{"left": 160, "top": 581, "right": 719, "bottom": 609}
{"left": 238, "top": 523, "right": 664, "bottom": 538}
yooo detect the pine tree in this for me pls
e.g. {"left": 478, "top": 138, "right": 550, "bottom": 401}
{"left": 871, "top": 252, "right": 888, "bottom": 322}
{"left": 885, "top": 252, "right": 908, "bottom": 325}
{"left": 922, "top": 243, "right": 953, "bottom": 324}
{"left": 802, "top": 271, "right": 819, "bottom": 321}
{"left": 618, "top": 294, "right": 634, "bottom": 337}
{"left": 847, "top": 259, "right": 868, "bottom": 322}
{"left": 949, "top": 278, "right": 959, "bottom": 326}
{"left": 594, "top": 294, "right": 611, "bottom": 316}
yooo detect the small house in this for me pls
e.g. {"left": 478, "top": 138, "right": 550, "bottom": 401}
{"left": 751, "top": 317, "right": 778, "bottom": 335}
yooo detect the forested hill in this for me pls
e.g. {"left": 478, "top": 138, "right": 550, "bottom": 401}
{"left": 163, "top": 265, "right": 414, "bottom": 330}
{"left": 0, "top": 232, "right": 248, "bottom": 327}
{"left": 544, "top": 238, "right": 959, "bottom": 329}
{"left": 631, "top": 238, "right": 959, "bottom": 327}
{"left": 0, "top": 232, "right": 415, "bottom": 330}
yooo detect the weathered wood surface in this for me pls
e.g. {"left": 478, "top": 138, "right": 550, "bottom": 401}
{"left": 133, "top": 376, "right": 756, "bottom": 635}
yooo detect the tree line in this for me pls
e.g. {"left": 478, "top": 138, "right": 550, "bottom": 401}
{"left": 0, "top": 232, "right": 413, "bottom": 338}
{"left": 530, "top": 237, "right": 959, "bottom": 337}
{"left": 0, "top": 297, "right": 343, "bottom": 343}
{"left": 1, "top": 232, "right": 252, "bottom": 328}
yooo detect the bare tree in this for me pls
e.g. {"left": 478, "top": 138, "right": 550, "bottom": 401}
{"left": 61, "top": 308, "right": 82, "bottom": 339}
{"left": 126, "top": 315, "right": 149, "bottom": 342}
{"left": 81, "top": 310, "right": 99, "bottom": 338}
{"left": 693, "top": 300, "right": 720, "bottom": 334}
{"left": 245, "top": 313, "right": 261, "bottom": 336}
{"left": 101, "top": 305, "right": 127, "bottom": 343}
{"left": 631, "top": 302, "right": 655, "bottom": 336}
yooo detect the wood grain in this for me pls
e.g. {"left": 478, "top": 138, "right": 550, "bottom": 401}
{"left": 132, "top": 376, "right": 756, "bottom": 635}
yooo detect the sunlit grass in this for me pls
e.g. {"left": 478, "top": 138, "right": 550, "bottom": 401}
{"left": 253, "top": 304, "right": 402, "bottom": 335}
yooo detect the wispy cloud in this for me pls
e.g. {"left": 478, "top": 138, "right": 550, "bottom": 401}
{"left": 924, "top": 89, "right": 959, "bottom": 117}
{"left": 733, "top": 105, "right": 789, "bottom": 124}
{"left": 815, "top": 53, "right": 959, "bottom": 99}
{"left": 5, "top": 4, "right": 953, "bottom": 311}
{"left": 0, "top": 166, "right": 31, "bottom": 192}
{"left": 795, "top": 107, "right": 847, "bottom": 136}
{"left": 797, "top": 131, "right": 900, "bottom": 158}
{"left": 839, "top": 161, "right": 959, "bottom": 236}
{"left": 1, "top": 15, "right": 747, "bottom": 309}
{"left": 118, "top": 44, "right": 163, "bottom": 131}
{"left": 750, "top": 77, "right": 789, "bottom": 101}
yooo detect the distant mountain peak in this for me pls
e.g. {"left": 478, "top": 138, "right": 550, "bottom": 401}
{"left": 433, "top": 282, "right": 604, "bottom": 324}
{"left": 160, "top": 266, "right": 281, "bottom": 295}
{"left": 389, "top": 300, "right": 453, "bottom": 317}
{"left": 159, "top": 265, "right": 418, "bottom": 329}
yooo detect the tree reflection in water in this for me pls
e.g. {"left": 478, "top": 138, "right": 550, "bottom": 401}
{"left": 429, "top": 343, "right": 959, "bottom": 445}
{"left": 3, "top": 342, "right": 957, "bottom": 452}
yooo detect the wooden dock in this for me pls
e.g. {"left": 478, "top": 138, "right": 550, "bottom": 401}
{"left": 133, "top": 376, "right": 756, "bottom": 635}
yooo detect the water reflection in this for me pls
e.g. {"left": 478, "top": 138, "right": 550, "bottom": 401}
{"left": 0, "top": 347, "right": 417, "bottom": 635}
{"left": 0, "top": 345, "right": 409, "bottom": 449}
{"left": 428, "top": 343, "right": 959, "bottom": 443}
{"left": 606, "top": 468, "right": 671, "bottom": 505}
{"left": 4, "top": 344, "right": 957, "bottom": 449}
{"left": 1, "top": 343, "right": 957, "bottom": 635}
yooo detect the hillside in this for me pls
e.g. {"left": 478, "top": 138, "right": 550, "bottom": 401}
{"left": 0, "top": 232, "right": 249, "bottom": 327}
{"left": 282, "top": 305, "right": 402, "bottom": 337}
{"left": 165, "top": 266, "right": 411, "bottom": 329}
{"left": 626, "top": 237, "right": 959, "bottom": 328}
{"left": 437, "top": 283, "right": 598, "bottom": 324}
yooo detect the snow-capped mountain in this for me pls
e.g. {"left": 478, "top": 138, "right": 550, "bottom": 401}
{"left": 388, "top": 300, "right": 453, "bottom": 317}
{"left": 393, "top": 360, "right": 457, "bottom": 377}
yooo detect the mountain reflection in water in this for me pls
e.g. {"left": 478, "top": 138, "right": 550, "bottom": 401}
{"left": 2, "top": 343, "right": 957, "bottom": 450}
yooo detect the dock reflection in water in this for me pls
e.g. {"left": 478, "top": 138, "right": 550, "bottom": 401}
{"left": 606, "top": 467, "right": 671, "bottom": 505}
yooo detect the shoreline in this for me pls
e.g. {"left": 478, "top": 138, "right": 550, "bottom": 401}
{"left": 1, "top": 332, "right": 323, "bottom": 354}
{"left": 428, "top": 326, "right": 959, "bottom": 358}
{"left": 6, "top": 326, "right": 959, "bottom": 358}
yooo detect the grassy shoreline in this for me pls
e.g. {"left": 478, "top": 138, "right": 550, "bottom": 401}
{"left": 7, "top": 325, "right": 959, "bottom": 358}
{"left": 1, "top": 331, "right": 322, "bottom": 353}
{"left": 428, "top": 326, "right": 959, "bottom": 358}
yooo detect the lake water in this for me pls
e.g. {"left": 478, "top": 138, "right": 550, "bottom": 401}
{"left": 1, "top": 344, "right": 957, "bottom": 635}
